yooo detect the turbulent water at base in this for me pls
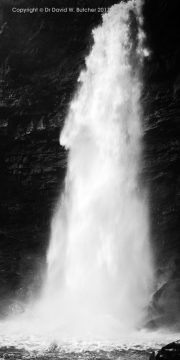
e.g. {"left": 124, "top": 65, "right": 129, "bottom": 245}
{"left": 37, "top": 0, "right": 154, "bottom": 339}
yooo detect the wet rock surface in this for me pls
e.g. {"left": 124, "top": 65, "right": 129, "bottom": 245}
{"left": 0, "top": 0, "right": 180, "bottom": 329}
{"left": 150, "top": 341, "right": 180, "bottom": 360}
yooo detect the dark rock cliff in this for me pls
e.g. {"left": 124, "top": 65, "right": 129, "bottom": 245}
{"left": 0, "top": 0, "right": 180, "bottom": 329}
{"left": 143, "top": 0, "right": 180, "bottom": 329}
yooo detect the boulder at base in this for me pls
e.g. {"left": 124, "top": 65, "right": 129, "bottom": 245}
{"left": 150, "top": 341, "right": 180, "bottom": 359}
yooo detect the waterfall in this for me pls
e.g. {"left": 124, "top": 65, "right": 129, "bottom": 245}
{"left": 40, "top": 0, "right": 154, "bottom": 339}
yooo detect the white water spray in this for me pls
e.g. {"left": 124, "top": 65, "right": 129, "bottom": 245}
{"left": 38, "top": 0, "right": 154, "bottom": 339}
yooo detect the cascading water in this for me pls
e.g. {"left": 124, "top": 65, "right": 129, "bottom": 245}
{"left": 37, "top": 0, "right": 154, "bottom": 340}
{"left": 1, "top": 1, "right": 180, "bottom": 355}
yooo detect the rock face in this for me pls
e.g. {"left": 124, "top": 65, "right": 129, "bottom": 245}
{"left": 142, "top": 0, "right": 180, "bottom": 329}
{"left": 150, "top": 342, "right": 180, "bottom": 359}
{"left": 0, "top": 0, "right": 180, "bottom": 329}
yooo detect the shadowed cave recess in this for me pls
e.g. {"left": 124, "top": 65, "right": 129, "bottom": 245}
{"left": 0, "top": 0, "right": 180, "bottom": 333}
